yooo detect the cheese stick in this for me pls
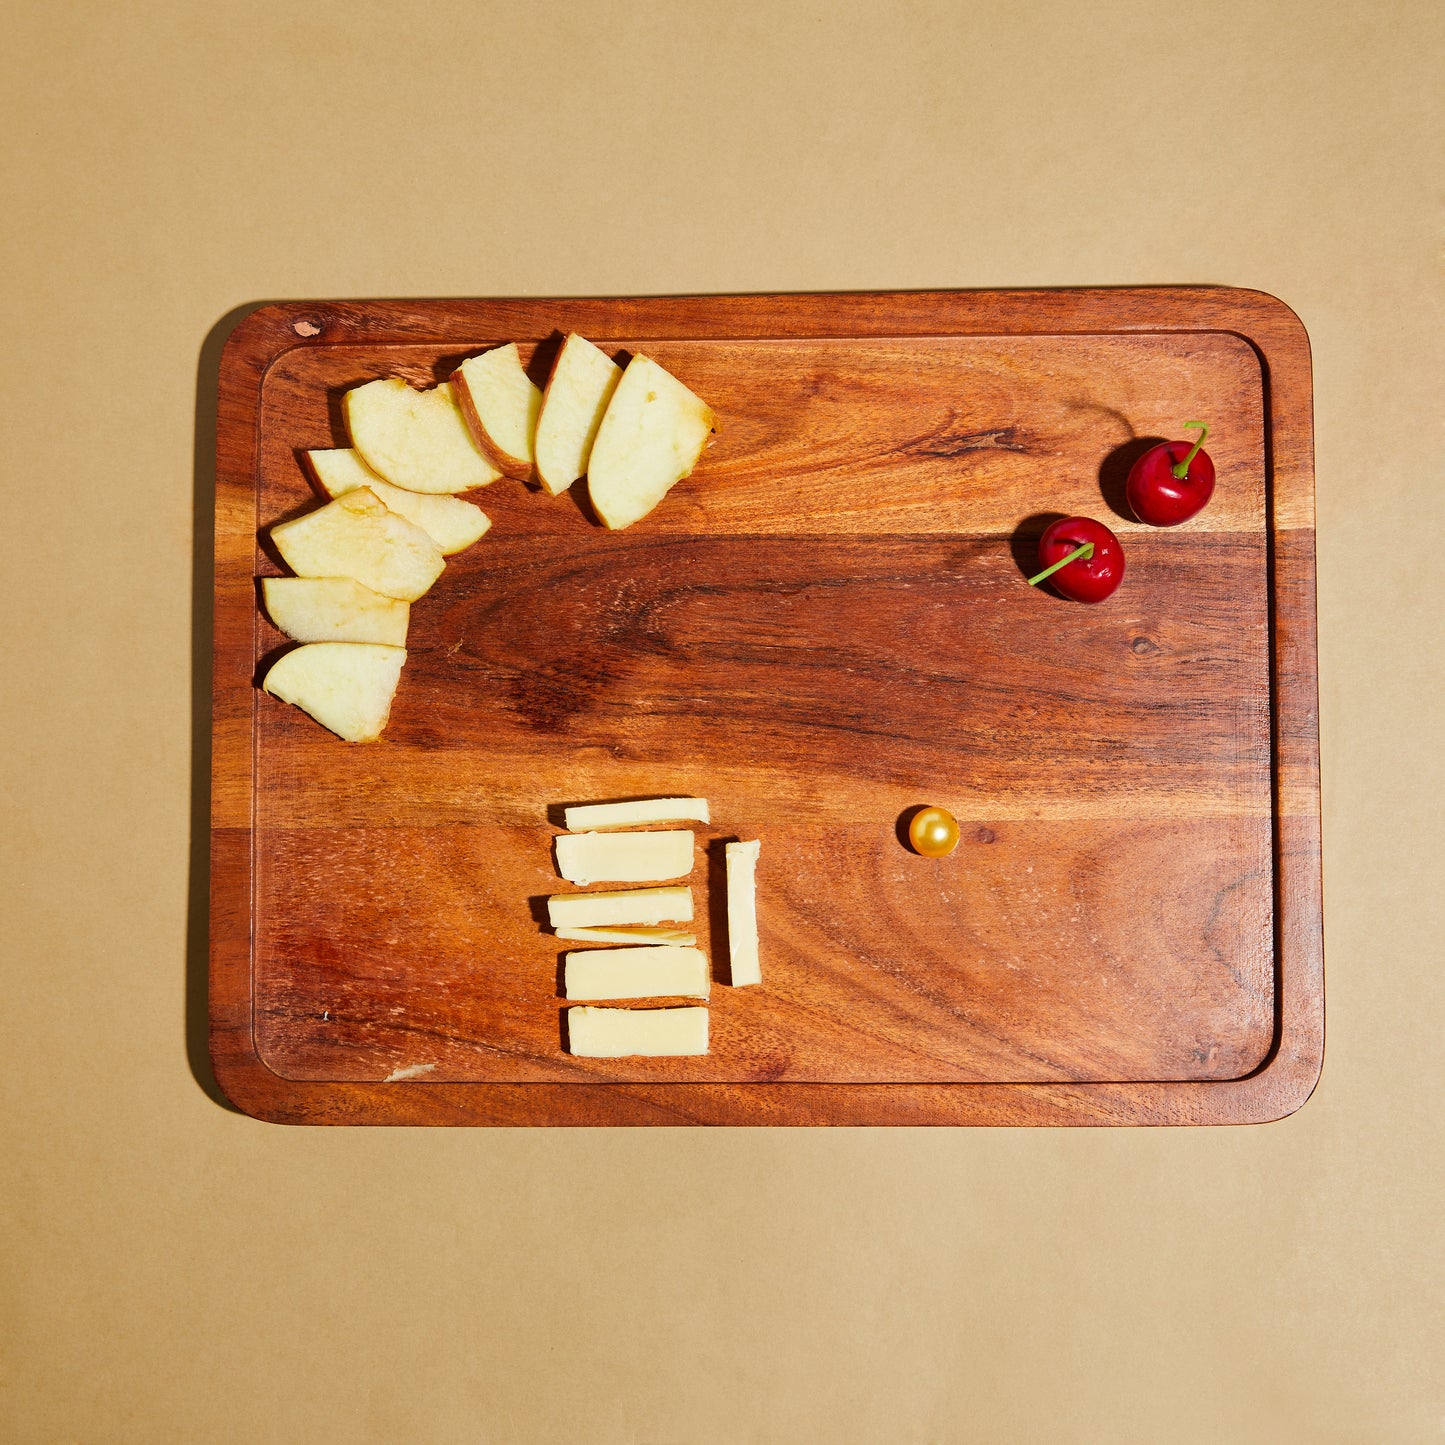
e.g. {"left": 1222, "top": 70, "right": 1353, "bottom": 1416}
{"left": 566, "top": 1006, "right": 709, "bottom": 1057}
{"left": 554, "top": 830, "right": 693, "bottom": 886}
{"left": 554, "top": 925, "right": 697, "bottom": 946}
{"left": 725, "top": 839, "right": 762, "bottom": 986}
{"left": 564, "top": 947, "right": 709, "bottom": 1001}
{"left": 562, "top": 797, "right": 710, "bottom": 830}
{"left": 546, "top": 886, "right": 693, "bottom": 929}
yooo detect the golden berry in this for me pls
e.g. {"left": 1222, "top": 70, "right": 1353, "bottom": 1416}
{"left": 908, "top": 806, "right": 960, "bottom": 858}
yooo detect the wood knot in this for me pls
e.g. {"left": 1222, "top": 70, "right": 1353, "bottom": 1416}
{"left": 974, "top": 826, "right": 997, "bottom": 844}
{"left": 1130, "top": 635, "right": 1159, "bottom": 656}
{"left": 291, "top": 317, "right": 322, "bottom": 337}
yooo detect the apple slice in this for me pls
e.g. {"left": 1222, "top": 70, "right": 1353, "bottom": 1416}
{"left": 261, "top": 577, "right": 409, "bottom": 645}
{"left": 269, "top": 489, "right": 445, "bottom": 602}
{"left": 344, "top": 377, "right": 501, "bottom": 494}
{"left": 452, "top": 343, "right": 542, "bottom": 480}
{"left": 306, "top": 449, "right": 491, "bottom": 554}
{"left": 587, "top": 355, "right": 716, "bottom": 529}
{"left": 262, "top": 642, "right": 406, "bottom": 742}
{"left": 533, "top": 333, "right": 622, "bottom": 496}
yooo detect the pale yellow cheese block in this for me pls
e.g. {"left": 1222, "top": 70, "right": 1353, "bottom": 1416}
{"left": 554, "top": 830, "right": 694, "bottom": 886}
{"left": 725, "top": 839, "right": 762, "bottom": 987}
{"left": 566, "top": 1006, "right": 709, "bottom": 1057}
{"left": 562, "top": 796, "right": 710, "bottom": 830}
{"left": 553, "top": 925, "right": 698, "bottom": 946}
{"left": 563, "top": 946, "right": 710, "bottom": 1001}
{"left": 546, "top": 886, "right": 693, "bottom": 930}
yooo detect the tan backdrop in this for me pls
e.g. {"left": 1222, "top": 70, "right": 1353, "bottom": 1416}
{"left": 3, "top": 1, "right": 1441, "bottom": 1440}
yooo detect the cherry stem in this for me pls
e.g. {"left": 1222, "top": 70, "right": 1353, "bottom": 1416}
{"left": 1171, "top": 420, "right": 1209, "bottom": 480}
{"left": 1028, "top": 541, "right": 1093, "bottom": 586}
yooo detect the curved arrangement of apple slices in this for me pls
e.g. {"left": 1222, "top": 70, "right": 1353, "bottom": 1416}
{"left": 259, "top": 334, "right": 716, "bottom": 742}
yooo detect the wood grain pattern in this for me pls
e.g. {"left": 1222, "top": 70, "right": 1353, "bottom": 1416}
{"left": 210, "top": 288, "right": 1322, "bottom": 1126}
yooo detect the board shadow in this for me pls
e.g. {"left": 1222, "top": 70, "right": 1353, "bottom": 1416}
{"left": 189, "top": 301, "right": 287, "bottom": 1113}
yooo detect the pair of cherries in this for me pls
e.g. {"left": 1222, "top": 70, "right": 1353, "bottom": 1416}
{"left": 1028, "top": 423, "right": 1215, "bottom": 603}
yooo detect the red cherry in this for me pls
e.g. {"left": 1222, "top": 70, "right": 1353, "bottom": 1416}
{"left": 1029, "top": 516, "right": 1125, "bottom": 603}
{"left": 1126, "top": 422, "right": 1215, "bottom": 526}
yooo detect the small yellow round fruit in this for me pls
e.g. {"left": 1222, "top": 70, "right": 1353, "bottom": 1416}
{"left": 908, "top": 806, "right": 960, "bottom": 858}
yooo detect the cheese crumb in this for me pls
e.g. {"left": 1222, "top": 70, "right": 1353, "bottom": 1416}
{"left": 383, "top": 1062, "right": 436, "bottom": 1082}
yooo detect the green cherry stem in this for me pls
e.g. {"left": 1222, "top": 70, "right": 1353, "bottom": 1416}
{"left": 1028, "top": 540, "right": 1093, "bottom": 587}
{"left": 1171, "top": 420, "right": 1209, "bottom": 480}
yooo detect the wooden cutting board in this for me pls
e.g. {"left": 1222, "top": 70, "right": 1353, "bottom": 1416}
{"left": 209, "top": 288, "right": 1322, "bottom": 1126}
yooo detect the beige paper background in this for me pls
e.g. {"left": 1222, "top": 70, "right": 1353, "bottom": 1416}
{"left": 2, "top": 2, "right": 1441, "bottom": 1440}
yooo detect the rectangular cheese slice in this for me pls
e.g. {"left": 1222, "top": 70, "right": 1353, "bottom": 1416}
{"left": 566, "top": 1005, "right": 709, "bottom": 1057}
{"left": 555, "top": 829, "right": 693, "bottom": 886}
{"left": 554, "top": 925, "right": 697, "bottom": 946}
{"left": 725, "top": 839, "right": 762, "bottom": 986}
{"left": 564, "top": 946, "right": 710, "bottom": 1001}
{"left": 562, "top": 796, "right": 710, "bottom": 830}
{"left": 546, "top": 886, "right": 693, "bottom": 929}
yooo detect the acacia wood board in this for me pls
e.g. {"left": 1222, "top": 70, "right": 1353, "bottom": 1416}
{"left": 209, "top": 288, "right": 1322, "bottom": 1126}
